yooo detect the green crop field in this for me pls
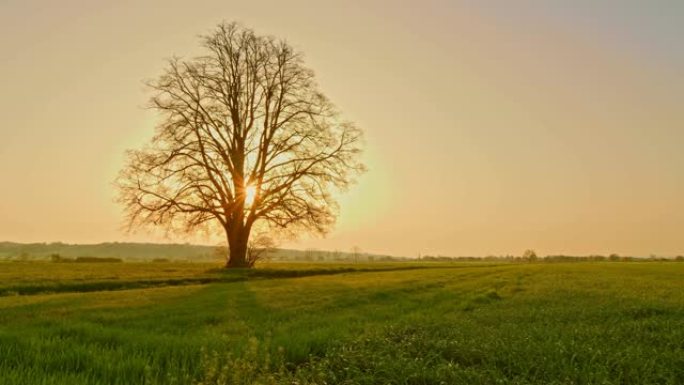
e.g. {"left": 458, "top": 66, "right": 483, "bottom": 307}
{"left": 0, "top": 261, "right": 682, "bottom": 384}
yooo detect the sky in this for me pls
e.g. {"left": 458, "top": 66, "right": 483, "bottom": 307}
{"left": 1, "top": 0, "right": 683, "bottom": 257}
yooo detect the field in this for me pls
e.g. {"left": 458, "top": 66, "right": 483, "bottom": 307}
{"left": 0, "top": 261, "right": 682, "bottom": 384}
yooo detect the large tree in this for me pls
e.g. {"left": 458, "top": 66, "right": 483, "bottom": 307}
{"left": 117, "top": 22, "right": 365, "bottom": 268}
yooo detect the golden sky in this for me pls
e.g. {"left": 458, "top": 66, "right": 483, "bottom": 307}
{"left": 1, "top": 0, "right": 682, "bottom": 257}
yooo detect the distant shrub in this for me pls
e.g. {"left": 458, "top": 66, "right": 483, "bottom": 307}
{"left": 152, "top": 258, "right": 170, "bottom": 263}
{"left": 49, "top": 254, "right": 76, "bottom": 263}
{"left": 522, "top": 249, "right": 538, "bottom": 261}
{"left": 74, "top": 256, "right": 123, "bottom": 263}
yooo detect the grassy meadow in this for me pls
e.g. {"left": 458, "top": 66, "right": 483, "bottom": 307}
{"left": 0, "top": 261, "right": 682, "bottom": 384}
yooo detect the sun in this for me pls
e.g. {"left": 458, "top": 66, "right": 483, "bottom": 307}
{"left": 244, "top": 185, "right": 257, "bottom": 207}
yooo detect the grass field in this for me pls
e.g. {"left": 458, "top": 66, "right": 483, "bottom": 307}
{"left": 0, "top": 261, "right": 682, "bottom": 384}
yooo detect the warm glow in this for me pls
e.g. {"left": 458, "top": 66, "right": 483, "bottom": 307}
{"left": 245, "top": 185, "right": 257, "bottom": 208}
{"left": 1, "top": 2, "right": 682, "bottom": 257}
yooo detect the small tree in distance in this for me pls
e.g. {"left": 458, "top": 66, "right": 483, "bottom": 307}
{"left": 246, "top": 233, "right": 277, "bottom": 267}
{"left": 351, "top": 246, "right": 362, "bottom": 263}
{"left": 523, "top": 249, "right": 538, "bottom": 262}
{"left": 117, "top": 22, "right": 365, "bottom": 268}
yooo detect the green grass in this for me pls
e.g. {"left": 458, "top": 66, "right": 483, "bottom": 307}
{"left": 0, "top": 262, "right": 682, "bottom": 384}
{"left": 0, "top": 261, "right": 435, "bottom": 296}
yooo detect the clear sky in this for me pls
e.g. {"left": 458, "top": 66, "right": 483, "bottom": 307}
{"left": 1, "top": 0, "right": 682, "bottom": 257}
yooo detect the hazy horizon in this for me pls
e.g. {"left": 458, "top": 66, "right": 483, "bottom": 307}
{"left": 2, "top": 0, "right": 683, "bottom": 257}
{"left": 1, "top": 239, "right": 680, "bottom": 259}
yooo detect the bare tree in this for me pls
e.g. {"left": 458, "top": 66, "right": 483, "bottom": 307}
{"left": 351, "top": 246, "right": 362, "bottom": 264}
{"left": 117, "top": 22, "right": 365, "bottom": 268}
{"left": 522, "top": 249, "right": 538, "bottom": 261}
{"left": 246, "top": 233, "right": 277, "bottom": 267}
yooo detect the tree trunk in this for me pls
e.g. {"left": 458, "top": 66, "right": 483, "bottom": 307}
{"left": 225, "top": 226, "right": 250, "bottom": 268}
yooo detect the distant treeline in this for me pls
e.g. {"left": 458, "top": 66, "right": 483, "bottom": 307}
{"left": 0, "top": 242, "right": 394, "bottom": 263}
{"left": 419, "top": 254, "right": 684, "bottom": 262}
{"left": 50, "top": 255, "right": 123, "bottom": 263}
{"left": 0, "top": 242, "right": 215, "bottom": 262}
{"left": 1, "top": 242, "right": 681, "bottom": 263}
